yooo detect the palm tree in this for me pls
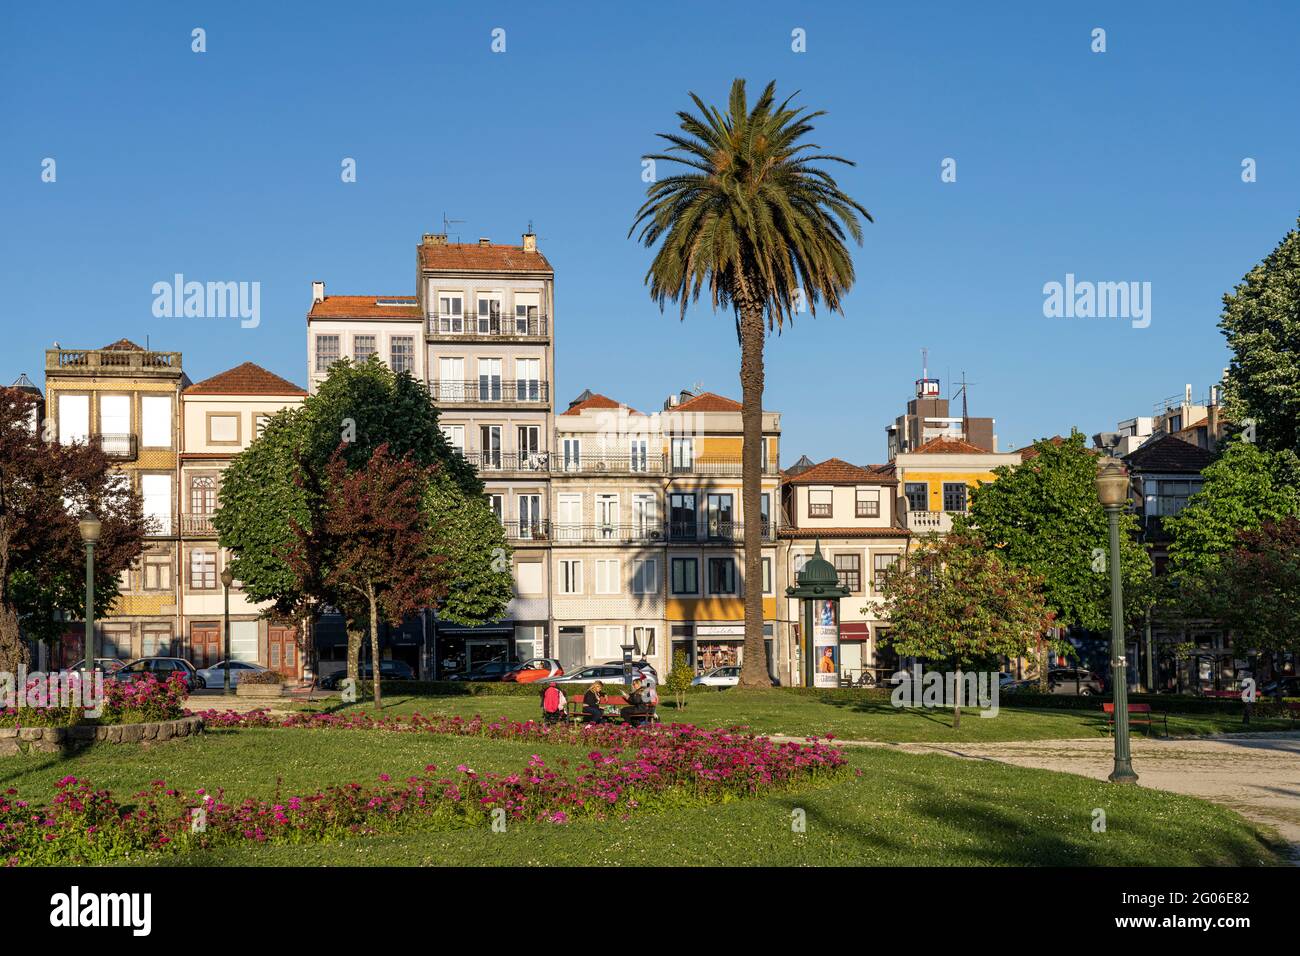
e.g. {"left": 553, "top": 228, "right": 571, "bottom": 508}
{"left": 631, "top": 78, "right": 871, "bottom": 687}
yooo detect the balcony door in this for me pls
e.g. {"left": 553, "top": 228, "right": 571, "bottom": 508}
{"left": 632, "top": 493, "right": 657, "bottom": 539}
{"left": 706, "top": 493, "right": 734, "bottom": 539}
{"left": 669, "top": 492, "right": 696, "bottom": 540}
{"left": 515, "top": 358, "right": 541, "bottom": 402}
{"left": 557, "top": 493, "right": 581, "bottom": 541}
{"left": 438, "top": 294, "right": 463, "bottom": 333}
{"left": 477, "top": 294, "right": 502, "bottom": 334}
{"left": 99, "top": 394, "right": 131, "bottom": 456}
{"left": 477, "top": 358, "right": 502, "bottom": 401}
{"left": 518, "top": 494, "right": 542, "bottom": 538}
{"left": 596, "top": 494, "right": 620, "bottom": 539}
{"left": 479, "top": 425, "right": 502, "bottom": 469}
{"left": 518, "top": 425, "right": 542, "bottom": 470}
{"left": 438, "top": 358, "right": 464, "bottom": 402}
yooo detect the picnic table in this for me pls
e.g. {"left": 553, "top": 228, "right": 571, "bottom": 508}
{"left": 564, "top": 694, "right": 659, "bottom": 725}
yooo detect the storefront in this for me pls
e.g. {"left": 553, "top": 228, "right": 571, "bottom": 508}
{"left": 433, "top": 623, "right": 511, "bottom": 679}
{"left": 670, "top": 623, "right": 776, "bottom": 675}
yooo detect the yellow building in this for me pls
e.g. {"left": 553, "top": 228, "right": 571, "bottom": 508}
{"left": 43, "top": 340, "right": 188, "bottom": 664}
{"left": 883, "top": 437, "right": 1021, "bottom": 536}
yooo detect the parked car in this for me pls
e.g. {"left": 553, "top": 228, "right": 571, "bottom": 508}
{"left": 500, "top": 658, "right": 564, "bottom": 683}
{"left": 536, "top": 664, "right": 632, "bottom": 686}
{"left": 443, "top": 660, "right": 521, "bottom": 682}
{"left": 196, "top": 660, "right": 268, "bottom": 688}
{"left": 115, "top": 657, "right": 204, "bottom": 690}
{"left": 692, "top": 665, "right": 740, "bottom": 688}
{"left": 319, "top": 659, "right": 417, "bottom": 689}
{"left": 998, "top": 671, "right": 1019, "bottom": 689}
{"left": 1260, "top": 676, "right": 1299, "bottom": 698}
{"left": 1047, "top": 667, "right": 1105, "bottom": 696}
{"left": 1002, "top": 679, "right": 1041, "bottom": 695}
{"left": 68, "top": 658, "right": 127, "bottom": 675}
{"left": 600, "top": 659, "right": 659, "bottom": 682}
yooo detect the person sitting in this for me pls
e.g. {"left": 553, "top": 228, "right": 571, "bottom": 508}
{"left": 582, "top": 681, "right": 604, "bottom": 724}
{"left": 540, "top": 684, "right": 566, "bottom": 724}
{"left": 620, "top": 678, "right": 651, "bottom": 726}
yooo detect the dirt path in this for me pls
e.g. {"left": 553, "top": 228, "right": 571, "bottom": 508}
{"left": 775, "top": 731, "right": 1300, "bottom": 862}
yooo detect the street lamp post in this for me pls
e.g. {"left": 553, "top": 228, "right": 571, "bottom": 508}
{"left": 78, "top": 513, "right": 101, "bottom": 673}
{"left": 1095, "top": 458, "right": 1138, "bottom": 785}
{"left": 220, "top": 567, "right": 234, "bottom": 695}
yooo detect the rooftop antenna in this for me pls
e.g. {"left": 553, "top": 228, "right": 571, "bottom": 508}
{"left": 953, "top": 371, "right": 977, "bottom": 421}
{"left": 442, "top": 211, "right": 465, "bottom": 244}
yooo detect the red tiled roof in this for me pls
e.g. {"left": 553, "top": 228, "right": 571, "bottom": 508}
{"left": 784, "top": 457, "right": 897, "bottom": 485}
{"left": 561, "top": 392, "right": 642, "bottom": 416}
{"left": 186, "top": 362, "right": 307, "bottom": 396}
{"left": 674, "top": 391, "right": 743, "bottom": 413}
{"left": 912, "top": 436, "right": 993, "bottom": 455}
{"left": 418, "top": 241, "right": 553, "bottom": 274}
{"left": 308, "top": 296, "right": 421, "bottom": 319}
{"left": 101, "top": 338, "right": 145, "bottom": 351}
{"left": 779, "top": 527, "right": 911, "bottom": 539}
{"left": 1016, "top": 435, "right": 1068, "bottom": 460}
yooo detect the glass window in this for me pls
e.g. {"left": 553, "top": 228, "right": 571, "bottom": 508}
{"left": 631, "top": 558, "right": 658, "bottom": 594}
{"left": 353, "top": 335, "right": 377, "bottom": 362}
{"left": 671, "top": 557, "right": 698, "bottom": 595}
{"left": 190, "top": 550, "right": 217, "bottom": 590}
{"left": 143, "top": 555, "right": 172, "bottom": 591}
{"left": 905, "top": 483, "right": 929, "bottom": 513}
{"left": 190, "top": 475, "right": 216, "bottom": 515}
{"left": 315, "top": 335, "right": 340, "bottom": 372}
{"left": 559, "top": 559, "right": 583, "bottom": 595}
{"left": 708, "top": 557, "right": 736, "bottom": 595}
{"left": 873, "top": 553, "right": 900, "bottom": 593}
{"left": 833, "top": 553, "right": 861, "bottom": 593}
{"left": 808, "top": 488, "right": 833, "bottom": 517}
{"left": 595, "top": 559, "right": 620, "bottom": 595}
{"left": 390, "top": 336, "right": 414, "bottom": 374}
{"left": 856, "top": 487, "right": 880, "bottom": 518}
{"left": 943, "top": 482, "right": 968, "bottom": 512}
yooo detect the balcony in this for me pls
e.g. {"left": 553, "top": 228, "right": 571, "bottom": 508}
{"left": 666, "top": 521, "right": 775, "bottom": 544}
{"left": 551, "top": 454, "right": 779, "bottom": 477}
{"left": 905, "top": 510, "right": 956, "bottom": 533}
{"left": 427, "top": 314, "right": 549, "bottom": 340}
{"left": 429, "top": 381, "right": 550, "bottom": 406}
{"left": 47, "top": 349, "right": 182, "bottom": 375}
{"left": 460, "top": 451, "right": 551, "bottom": 474}
{"left": 551, "top": 523, "right": 666, "bottom": 545}
{"left": 180, "top": 514, "right": 216, "bottom": 537}
{"left": 503, "top": 519, "right": 550, "bottom": 542}
{"left": 94, "top": 433, "right": 138, "bottom": 460}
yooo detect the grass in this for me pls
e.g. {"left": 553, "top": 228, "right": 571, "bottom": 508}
{"left": 292, "top": 687, "right": 1294, "bottom": 743}
{"left": 1, "top": 689, "right": 1289, "bottom": 866}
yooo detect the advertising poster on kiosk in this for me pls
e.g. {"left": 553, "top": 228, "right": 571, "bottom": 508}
{"left": 813, "top": 598, "right": 840, "bottom": 688}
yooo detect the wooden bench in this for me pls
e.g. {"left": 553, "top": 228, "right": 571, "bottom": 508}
{"left": 564, "top": 694, "right": 659, "bottom": 725}
{"left": 1103, "top": 702, "right": 1167, "bottom": 737}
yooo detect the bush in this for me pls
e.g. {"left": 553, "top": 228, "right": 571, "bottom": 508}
{"left": 664, "top": 650, "right": 695, "bottom": 709}
{"left": 239, "top": 670, "right": 284, "bottom": 686}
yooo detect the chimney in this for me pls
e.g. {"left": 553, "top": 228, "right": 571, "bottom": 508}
{"left": 422, "top": 233, "right": 448, "bottom": 246}
{"left": 478, "top": 237, "right": 492, "bottom": 247}
{"left": 312, "top": 280, "right": 325, "bottom": 304}
{"left": 522, "top": 231, "right": 537, "bottom": 253}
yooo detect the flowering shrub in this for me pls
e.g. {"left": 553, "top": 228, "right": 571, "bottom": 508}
{"left": 100, "top": 674, "right": 189, "bottom": 724}
{"left": 0, "top": 730, "right": 845, "bottom": 865}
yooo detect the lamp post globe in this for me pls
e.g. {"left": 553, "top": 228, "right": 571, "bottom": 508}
{"left": 1095, "top": 458, "right": 1138, "bottom": 785}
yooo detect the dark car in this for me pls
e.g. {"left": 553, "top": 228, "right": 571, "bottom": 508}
{"left": 115, "top": 657, "right": 204, "bottom": 690}
{"left": 1260, "top": 676, "right": 1299, "bottom": 699}
{"left": 1047, "top": 667, "right": 1105, "bottom": 696}
{"left": 443, "top": 660, "right": 521, "bottom": 682}
{"left": 319, "top": 660, "right": 417, "bottom": 690}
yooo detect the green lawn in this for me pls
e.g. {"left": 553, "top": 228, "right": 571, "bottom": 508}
{"left": 295, "top": 687, "right": 1290, "bottom": 743}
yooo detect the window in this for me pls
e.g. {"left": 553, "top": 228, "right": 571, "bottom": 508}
{"left": 315, "top": 335, "right": 340, "bottom": 372}
{"left": 477, "top": 294, "right": 502, "bottom": 334}
{"left": 594, "top": 626, "right": 623, "bottom": 660}
{"left": 353, "top": 335, "right": 377, "bottom": 362}
{"left": 1149, "top": 480, "right": 1196, "bottom": 517}
{"left": 632, "top": 626, "right": 656, "bottom": 657}
{"left": 207, "top": 413, "right": 239, "bottom": 445}
{"left": 254, "top": 414, "right": 272, "bottom": 437}
{"left": 190, "top": 476, "right": 216, "bottom": 514}
{"left": 708, "top": 557, "right": 737, "bottom": 595}
{"left": 441, "top": 424, "right": 465, "bottom": 454}
{"left": 671, "top": 558, "right": 698, "bottom": 595}
{"left": 515, "top": 561, "right": 544, "bottom": 595}
{"left": 100, "top": 625, "right": 130, "bottom": 660}
{"left": 515, "top": 358, "right": 541, "bottom": 401}
{"left": 629, "top": 438, "right": 648, "bottom": 472}
{"left": 438, "top": 293, "right": 463, "bottom": 333}
{"left": 808, "top": 488, "right": 833, "bottom": 518}
{"left": 141, "top": 396, "right": 172, "bottom": 449}
{"left": 856, "top": 487, "right": 880, "bottom": 518}
{"left": 706, "top": 493, "right": 734, "bottom": 538}
{"left": 562, "top": 437, "right": 581, "bottom": 471}
{"left": 905, "top": 483, "right": 929, "bottom": 513}
{"left": 390, "top": 336, "right": 414, "bottom": 374}
{"left": 141, "top": 474, "right": 172, "bottom": 535}
{"left": 631, "top": 558, "right": 658, "bottom": 594}
{"left": 942, "top": 482, "right": 968, "bottom": 512}
{"left": 762, "top": 556, "right": 773, "bottom": 595}
{"left": 632, "top": 493, "right": 657, "bottom": 537}
{"left": 518, "top": 494, "right": 542, "bottom": 537}
{"left": 230, "top": 620, "right": 258, "bottom": 663}
{"left": 143, "top": 555, "right": 172, "bottom": 591}
{"left": 669, "top": 492, "right": 696, "bottom": 539}
{"left": 190, "top": 549, "right": 217, "bottom": 589}
{"left": 873, "top": 553, "right": 900, "bottom": 593}
{"left": 58, "top": 394, "right": 89, "bottom": 445}
{"left": 760, "top": 493, "right": 771, "bottom": 536}
{"left": 518, "top": 425, "right": 542, "bottom": 466}
{"left": 480, "top": 425, "right": 502, "bottom": 468}
{"left": 98, "top": 394, "right": 130, "bottom": 453}
{"left": 141, "top": 626, "right": 172, "bottom": 658}
{"left": 515, "top": 624, "right": 541, "bottom": 662}
{"left": 833, "top": 553, "right": 862, "bottom": 593}
{"left": 670, "top": 437, "right": 694, "bottom": 471}
{"left": 438, "top": 357, "right": 465, "bottom": 400}
{"left": 595, "top": 559, "right": 620, "bottom": 595}
{"left": 487, "top": 494, "right": 504, "bottom": 522}
{"left": 596, "top": 494, "right": 619, "bottom": 539}
{"left": 557, "top": 493, "right": 581, "bottom": 540}
{"left": 514, "top": 292, "right": 540, "bottom": 333}
{"left": 559, "top": 559, "right": 583, "bottom": 595}
{"left": 478, "top": 358, "right": 503, "bottom": 401}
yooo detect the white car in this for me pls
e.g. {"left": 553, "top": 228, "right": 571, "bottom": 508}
{"left": 692, "top": 665, "right": 740, "bottom": 688}
{"left": 196, "top": 660, "right": 268, "bottom": 688}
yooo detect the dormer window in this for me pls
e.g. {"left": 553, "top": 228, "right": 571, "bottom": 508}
{"left": 856, "top": 487, "right": 880, "bottom": 518}
{"left": 808, "top": 487, "right": 833, "bottom": 518}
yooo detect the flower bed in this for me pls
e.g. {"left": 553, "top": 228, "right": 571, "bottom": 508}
{"left": 0, "top": 729, "right": 845, "bottom": 865}
{"left": 0, "top": 674, "right": 189, "bottom": 729}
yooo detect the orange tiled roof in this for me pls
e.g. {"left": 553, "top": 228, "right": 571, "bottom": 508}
{"left": 308, "top": 295, "right": 421, "bottom": 319}
{"left": 674, "top": 391, "right": 743, "bottom": 413}
{"left": 912, "top": 436, "right": 992, "bottom": 455}
{"left": 418, "top": 242, "right": 553, "bottom": 274}
{"left": 1016, "top": 436, "right": 1073, "bottom": 460}
{"left": 784, "top": 457, "right": 897, "bottom": 485}
{"left": 779, "top": 527, "right": 910, "bottom": 539}
{"left": 186, "top": 362, "right": 307, "bottom": 396}
{"left": 561, "top": 393, "right": 641, "bottom": 416}
{"left": 101, "top": 338, "right": 145, "bottom": 351}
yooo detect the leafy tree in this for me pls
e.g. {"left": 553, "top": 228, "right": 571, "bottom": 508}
{"left": 955, "top": 432, "right": 1153, "bottom": 633}
{"left": 877, "top": 534, "right": 1055, "bottom": 728}
{"left": 288, "top": 445, "right": 447, "bottom": 708}
{"left": 215, "top": 359, "right": 509, "bottom": 684}
{"left": 631, "top": 78, "right": 871, "bottom": 687}
{"left": 0, "top": 387, "right": 145, "bottom": 670}
{"left": 1220, "top": 215, "right": 1300, "bottom": 454}
{"left": 664, "top": 649, "right": 695, "bottom": 709}
{"left": 1204, "top": 518, "right": 1300, "bottom": 658}
{"left": 1164, "top": 439, "right": 1300, "bottom": 581}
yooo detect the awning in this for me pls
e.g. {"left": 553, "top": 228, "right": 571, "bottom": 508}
{"left": 839, "top": 623, "right": 870, "bottom": 642}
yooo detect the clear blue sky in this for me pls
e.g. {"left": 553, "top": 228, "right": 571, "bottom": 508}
{"left": 3, "top": 0, "right": 1298, "bottom": 462}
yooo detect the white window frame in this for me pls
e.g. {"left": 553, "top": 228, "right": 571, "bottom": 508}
{"left": 559, "top": 558, "right": 583, "bottom": 595}
{"left": 595, "top": 558, "right": 621, "bottom": 595}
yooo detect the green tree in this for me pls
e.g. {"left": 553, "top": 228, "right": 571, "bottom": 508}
{"left": 877, "top": 534, "right": 1055, "bottom": 728}
{"left": 1205, "top": 518, "right": 1300, "bottom": 658}
{"left": 664, "top": 649, "right": 695, "bottom": 709}
{"left": 215, "top": 359, "right": 509, "bottom": 684}
{"left": 1220, "top": 214, "right": 1300, "bottom": 454}
{"left": 631, "top": 78, "right": 871, "bottom": 686}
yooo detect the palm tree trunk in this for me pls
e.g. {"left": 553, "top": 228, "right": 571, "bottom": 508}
{"left": 738, "top": 304, "right": 768, "bottom": 687}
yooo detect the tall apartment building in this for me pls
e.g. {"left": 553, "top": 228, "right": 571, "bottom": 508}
{"left": 179, "top": 363, "right": 307, "bottom": 675}
{"left": 43, "top": 340, "right": 188, "bottom": 665}
{"left": 550, "top": 388, "right": 781, "bottom": 679}
{"left": 306, "top": 231, "right": 555, "bottom": 676}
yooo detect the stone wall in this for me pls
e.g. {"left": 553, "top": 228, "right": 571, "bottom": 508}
{"left": 0, "top": 715, "right": 205, "bottom": 755}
